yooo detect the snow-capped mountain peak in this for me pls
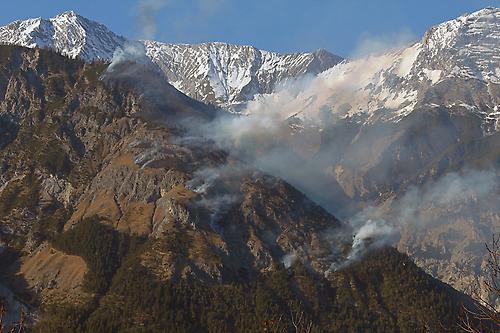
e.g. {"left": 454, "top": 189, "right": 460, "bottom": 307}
{"left": 249, "top": 7, "right": 499, "bottom": 132}
{"left": 418, "top": 7, "right": 500, "bottom": 83}
{"left": 0, "top": 11, "right": 126, "bottom": 62}
{"left": 0, "top": 12, "right": 342, "bottom": 109}
{"left": 142, "top": 40, "right": 342, "bottom": 110}
{"left": 0, "top": 8, "right": 497, "bottom": 122}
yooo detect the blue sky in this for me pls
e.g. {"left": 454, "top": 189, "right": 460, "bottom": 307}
{"left": 0, "top": 0, "right": 497, "bottom": 56}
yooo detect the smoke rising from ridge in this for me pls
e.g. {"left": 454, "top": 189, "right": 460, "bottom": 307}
{"left": 180, "top": 62, "right": 500, "bottom": 270}
{"left": 137, "top": 0, "right": 169, "bottom": 40}
{"left": 351, "top": 29, "right": 417, "bottom": 58}
{"left": 337, "top": 169, "right": 500, "bottom": 269}
{"left": 104, "top": 20, "right": 500, "bottom": 273}
{"left": 186, "top": 165, "right": 244, "bottom": 231}
{"left": 107, "top": 41, "right": 148, "bottom": 73}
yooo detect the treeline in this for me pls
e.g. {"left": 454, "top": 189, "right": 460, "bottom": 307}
{"left": 51, "top": 216, "right": 145, "bottom": 294}
{"left": 35, "top": 218, "right": 465, "bottom": 333}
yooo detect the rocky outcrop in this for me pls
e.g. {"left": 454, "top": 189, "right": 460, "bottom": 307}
{"left": 14, "top": 243, "right": 89, "bottom": 305}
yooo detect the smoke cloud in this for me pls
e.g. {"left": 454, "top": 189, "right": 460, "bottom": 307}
{"left": 335, "top": 169, "right": 500, "bottom": 269}
{"left": 104, "top": 17, "right": 499, "bottom": 275}
{"left": 107, "top": 41, "right": 148, "bottom": 73}
{"left": 282, "top": 251, "right": 298, "bottom": 269}
{"left": 326, "top": 220, "right": 398, "bottom": 273}
{"left": 351, "top": 29, "right": 417, "bottom": 58}
{"left": 137, "top": 0, "right": 169, "bottom": 40}
{"left": 181, "top": 65, "right": 499, "bottom": 270}
{"left": 108, "top": 0, "right": 227, "bottom": 76}
{"left": 186, "top": 165, "right": 246, "bottom": 233}
{"left": 394, "top": 169, "right": 498, "bottom": 228}
{"left": 197, "top": 0, "right": 226, "bottom": 16}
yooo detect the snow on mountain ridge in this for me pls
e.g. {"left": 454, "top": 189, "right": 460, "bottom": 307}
{"left": 0, "top": 8, "right": 497, "bottom": 121}
{"left": 416, "top": 7, "right": 500, "bottom": 84}
{"left": 244, "top": 7, "right": 499, "bottom": 133}
{"left": 0, "top": 12, "right": 342, "bottom": 109}
{"left": 0, "top": 17, "right": 54, "bottom": 49}
{"left": 143, "top": 40, "right": 342, "bottom": 109}
{"left": 0, "top": 11, "right": 126, "bottom": 62}
{"left": 49, "top": 11, "right": 127, "bottom": 61}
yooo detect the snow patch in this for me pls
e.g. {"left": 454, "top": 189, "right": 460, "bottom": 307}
{"left": 422, "top": 68, "right": 442, "bottom": 84}
{"left": 396, "top": 43, "right": 421, "bottom": 77}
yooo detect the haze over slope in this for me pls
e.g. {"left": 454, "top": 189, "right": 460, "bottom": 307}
{"left": 177, "top": 7, "right": 500, "bottom": 305}
{"left": 0, "top": 5, "right": 499, "bottom": 319}
{"left": 0, "top": 45, "right": 473, "bottom": 332}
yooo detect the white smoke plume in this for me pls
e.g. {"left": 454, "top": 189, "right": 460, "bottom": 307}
{"left": 332, "top": 169, "right": 500, "bottom": 270}
{"left": 395, "top": 169, "right": 498, "bottom": 227}
{"left": 327, "top": 220, "right": 398, "bottom": 273}
{"left": 110, "top": 21, "right": 497, "bottom": 274}
{"left": 198, "top": 0, "right": 226, "bottom": 16}
{"left": 176, "top": 28, "right": 499, "bottom": 271}
{"left": 351, "top": 29, "right": 417, "bottom": 58}
{"left": 106, "top": 0, "right": 167, "bottom": 73}
{"left": 107, "top": 41, "right": 148, "bottom": 73}
{"left": 281, "top": 251, "right": 298, "bottom": 269}
{"left": 137, "top": 0, "right": 169, "bottom": 40}
{"left": 186, "top": 165, "right": 246, "bottom": 233}
{"left": 191, "top": 94, "right": 500, "bottom": 269}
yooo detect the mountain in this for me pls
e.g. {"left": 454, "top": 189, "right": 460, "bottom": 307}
{"left": 143, "top": 42, "right": 342, "bottom": 110}
{"left": 0, "top": 11, "right": 126, "bottom": 62}
{"left": 0, "top": 7, "right": 499, "bottom": 331}
{"left": 0, "top": 45, "right": 471, "bottom": 332}
{"left": 279, "top": 7, "right": 499, "bottom": 131}
{"left": 231, "top": 7, "right": 500, "bottom": 307}
{"left": 0, "top": 11, "right": 342, "bottom": 110}
{"left": 0, "top": 9, "right": 496, "bottom": 122}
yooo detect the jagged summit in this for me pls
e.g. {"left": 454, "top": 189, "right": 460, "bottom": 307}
{"left": 0, "top": 11, "right": 125, "bottom": 62}
{"left": 271, "top": 7, "right": 500, "bottom": 131}
{"left": 142, "top": 40, "right": 342, "bottom": 110}
{"left": 0, "top": 11, "right": 342, "bottom": 109}
{"left": 56, "top": 10, "right": 79, "bottom": 17}
{"left": 0, "top": 11, "right": 126, "bottom": 61}
{"left": 419, "top": 7, "right": 499, "bottom": 83}
{"left": 0, "top": 8, "right": 496, "bottom": 117}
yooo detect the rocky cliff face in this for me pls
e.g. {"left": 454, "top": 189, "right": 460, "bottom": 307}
{"left": 0, "top": 46, "right": 342, "bottom": 308}
{"left": 0, "top": 46, "right": 471, "bottom": 332}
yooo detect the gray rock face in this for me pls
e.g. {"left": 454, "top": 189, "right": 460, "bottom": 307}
{"left": 39, "top": 175, "right": 74, "bottom": 208}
